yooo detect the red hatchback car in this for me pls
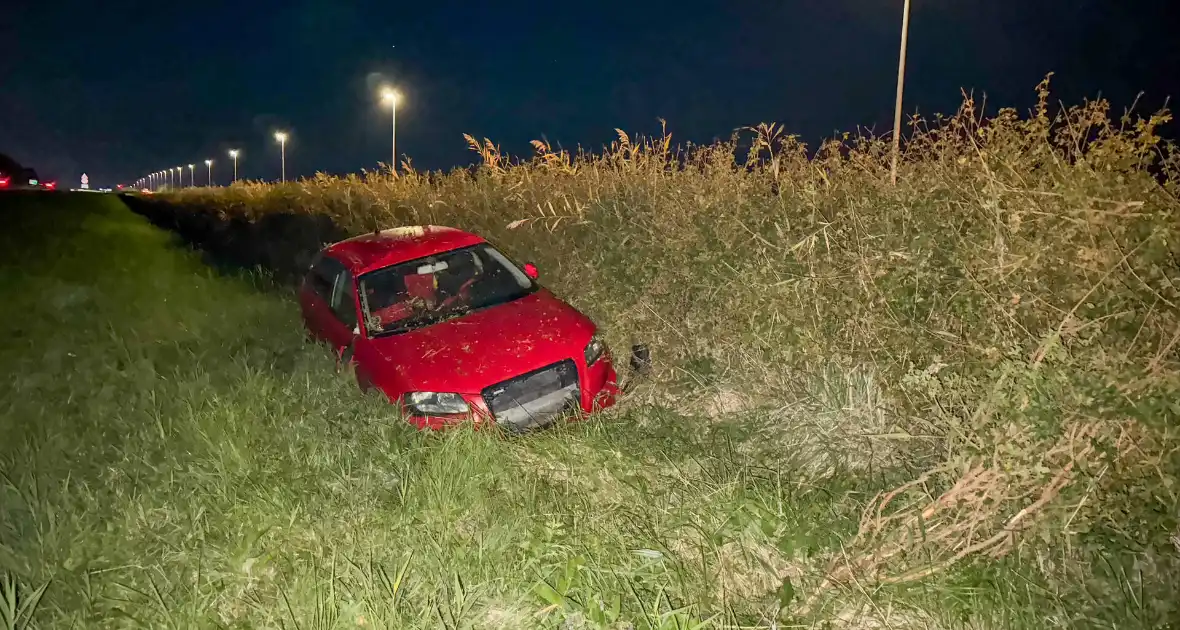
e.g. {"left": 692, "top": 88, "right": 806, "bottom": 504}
{"left": 299, "top": 226, "right": 621, "bottom": 431}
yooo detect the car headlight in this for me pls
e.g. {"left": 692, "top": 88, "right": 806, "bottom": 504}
{"left": 584, "top": 334, "right": 607, "bottom": 367}
{"left": 405, "top": 392, "right": 469, "bottom": 415}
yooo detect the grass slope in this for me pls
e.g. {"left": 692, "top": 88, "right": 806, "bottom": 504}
{"left": 0, "top": 199, "right": 905, "bottom": 627}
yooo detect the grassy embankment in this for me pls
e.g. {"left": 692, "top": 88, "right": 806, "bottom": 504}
{"left": 3, "top": 78, "right": 1180, "bottom": 628}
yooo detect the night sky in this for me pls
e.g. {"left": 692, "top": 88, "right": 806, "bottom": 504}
{"left": 2, "top": 0, "right": 1177, "bottom": 187}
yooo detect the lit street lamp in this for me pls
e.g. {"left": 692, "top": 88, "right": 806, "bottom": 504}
{"left": 274, "top": 132, "right": 288, "bottom": 182}
{"left": 176, "top": 167, "right": 183, "bottom": 188}
{"left": 380, "top": 87, "right": 401, "bottom": 174}
{"left": 205, "top": 159, "right": 213, "bottom": 186}
{"left": 228, "top": 149, "right": 240, "bottom": 182}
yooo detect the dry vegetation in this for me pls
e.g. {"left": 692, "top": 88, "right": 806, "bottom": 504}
{"left": 145, "top": 77, "right": 1180, "bottom": 625}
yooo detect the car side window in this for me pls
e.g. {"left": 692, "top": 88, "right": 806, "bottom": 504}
{"left": 306, "top": 255, "right": 338, "bottom": 301}
{"left": 329, "top": 269, "right": 358, "bottom": 328}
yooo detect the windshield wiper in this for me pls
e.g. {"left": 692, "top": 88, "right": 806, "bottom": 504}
{"left": 373, "top": 307, "right": 471, "bottom": 336}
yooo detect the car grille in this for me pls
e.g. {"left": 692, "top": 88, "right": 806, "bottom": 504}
{"left": 482, "top": 359, "right": 580, "bottom": 430}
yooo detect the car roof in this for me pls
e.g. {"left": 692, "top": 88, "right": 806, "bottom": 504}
{"left": 324, "top": 225, "right": 487, "bottom": 276}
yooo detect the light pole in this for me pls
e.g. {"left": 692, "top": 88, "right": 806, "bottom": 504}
{"left": 274, "top": 132, "right": 288, "bottom": 182}
{"left": 380, "top": 87, "right": 401, "bottom": 174}
{"left": 168, "top": 168, "right": 173, "bottom": 189}
{"left": 176, "top": 167, "right": 183, "bottom": 188}
{"left": 205, "top": 159, "right": 213, "bottom": 186}
{"left": 228, "top": 149, "right": 239, "bottom": 183}
{"left": 188, "top": 164, "right": 195, "bottom": 188}
{"left": 890, "top": 0, "right": 912, "bottom": 186}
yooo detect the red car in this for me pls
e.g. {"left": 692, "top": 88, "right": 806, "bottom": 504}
{"left": 299, "top": 226, "right": 622, "bottom": 431}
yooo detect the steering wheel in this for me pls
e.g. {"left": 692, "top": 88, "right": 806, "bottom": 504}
{"left": 438, "top": 276, "right": 478, "bottom": 311}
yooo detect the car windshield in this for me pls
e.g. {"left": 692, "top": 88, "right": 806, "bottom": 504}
{"left": 358, "top": 244, "right": 536, "bottom": 336}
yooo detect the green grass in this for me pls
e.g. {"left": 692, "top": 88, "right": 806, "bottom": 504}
{"left": 4, "top": 76, "right": 1180, "bottom": 628}
{"left": 0, "top": 194, "right": 905, "bottom": 629}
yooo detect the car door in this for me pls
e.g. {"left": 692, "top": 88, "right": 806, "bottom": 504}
{"left": 299, "top": 254, "right": 358, "bottom": 350}
{"left": 299, "top": 253, "right": 334, "bottom": 343}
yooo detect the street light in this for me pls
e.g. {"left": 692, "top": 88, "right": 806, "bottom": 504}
{"left": 274, "top": 131, "right": 288, "bottom": 182}
{"left": 188, "top": 164, "right": 195, "bottom": 188}
{"left": 380, "top": 87, "right": 401, "bottom": 174}
{"left": 228, "top": 149, "right": 240, "bottom": 183}
{"left": 176, "top": 167, "right": 183, "bottom": 188}
{"left": 205, "top": 159, "right": 213, "bottom": 186}
{"left": 890, "top": 0, "right": 912, "bottom": 186}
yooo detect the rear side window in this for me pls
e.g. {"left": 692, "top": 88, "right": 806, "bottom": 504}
{"left": 308, "top": 254, "right": 358, "bottom": 328}
{"left": 307, "top": 255, "right": 344, "bottom": 301}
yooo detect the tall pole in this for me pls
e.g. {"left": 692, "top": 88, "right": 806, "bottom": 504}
{"left": 380, "top": 88, "right": 401, "bottom": 175}
{"left": 206, "top": 160, "right": 213, "bottom": 186}
{"left": 890, "top": 0, "right": 912, "bottom": 186}
{"left": 274, "top": 132, "right": 288, "bottom": 183}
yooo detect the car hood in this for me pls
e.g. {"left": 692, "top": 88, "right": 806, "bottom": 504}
{"left": 364, "top": 289, "right": 594, "bottom": 394}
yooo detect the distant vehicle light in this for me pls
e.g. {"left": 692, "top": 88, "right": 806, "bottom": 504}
{"left": 43, "top": 181, "right": 57, "bottom": 190}
{"left": 0, "top": 177, "right": 9, "bottom": 187}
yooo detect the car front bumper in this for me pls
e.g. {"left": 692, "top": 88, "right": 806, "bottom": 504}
{"left": 402, "top": 354, "right": 619, "bottom": 431}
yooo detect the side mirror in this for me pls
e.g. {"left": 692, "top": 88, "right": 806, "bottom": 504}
{"left": 523, "top": 262, "right": 539, "bottom": 280}
{"left": 629, "top": 343, "right": 652, "bottom": 375}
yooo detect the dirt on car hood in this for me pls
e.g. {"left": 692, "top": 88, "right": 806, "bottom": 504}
{"left": 364, "top": 289, "right": 595, "bottom": 393}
